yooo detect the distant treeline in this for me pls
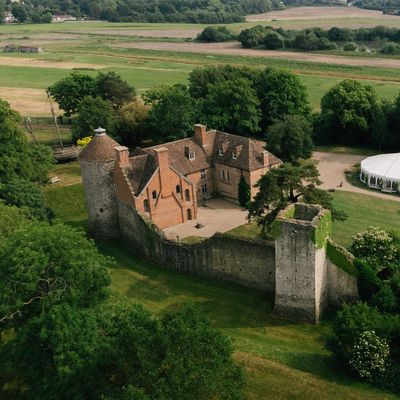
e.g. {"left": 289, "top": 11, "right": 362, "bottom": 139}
{"left": 354, "top": 0, "right": 400, "bottom": 15}
{"left": 237, "top": 25, "right": 400, "bottom": 52}
{"left": 2, "top": 0, "right": 283, "bottom": 24}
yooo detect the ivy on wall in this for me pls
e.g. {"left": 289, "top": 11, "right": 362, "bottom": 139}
{"left": 327, "top": 239, "right": 358, "bottom": 277}
{"left": 312, "top": 210, "right": 331, "bottom": 249}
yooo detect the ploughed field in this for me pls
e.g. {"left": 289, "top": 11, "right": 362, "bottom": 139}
{"left": 40, "top": 161, "right": 400, "bottom": 400}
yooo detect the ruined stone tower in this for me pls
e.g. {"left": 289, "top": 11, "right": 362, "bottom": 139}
{"left": 79, "top": 128, "right": 120, "bottom": 239}
{"left": 273, "top": 203, "right": 331, "bottom": 323}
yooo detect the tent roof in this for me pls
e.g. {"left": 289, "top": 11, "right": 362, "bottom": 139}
{"left": 361, "top": 153, "right": 400, "bottom": 181}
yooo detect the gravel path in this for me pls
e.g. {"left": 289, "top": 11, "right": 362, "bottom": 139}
{"left": 314, "top": 151, "right": 400, "bottom": 202}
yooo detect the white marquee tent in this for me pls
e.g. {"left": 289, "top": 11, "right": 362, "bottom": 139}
{"left": 360, "top": 153, "right": 400, "bottom": 193}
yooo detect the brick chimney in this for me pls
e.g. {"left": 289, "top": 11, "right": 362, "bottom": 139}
{"left": 154, "top": 147, "right": 170, "bottom": 194}
{"left": 262, "top": 150, "right": 269, "bottom": 166}
{"left": 194, "top": 124, "right": 207, "bottom": 147}
{"left": 114, "top": 146, "right": 129, "bottom": 167}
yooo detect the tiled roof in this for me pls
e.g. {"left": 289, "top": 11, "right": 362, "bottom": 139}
{"left": 124, "top": 129, "right": 282, "bottom": 197}
{"left": 125, "top": 154, "right": 157, "bottom": 196}
{"left": 79, "top": 134, "right": 120, "bottom": 162}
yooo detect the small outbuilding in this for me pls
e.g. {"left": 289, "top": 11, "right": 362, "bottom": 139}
{"left": 360, "top": 153, "right": 400, "bottom": 193}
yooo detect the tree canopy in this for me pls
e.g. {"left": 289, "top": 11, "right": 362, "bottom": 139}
{"left": 265, "top": 114, "right": 313, "bottom": 163}
{"left": 316, "top": 79, "right": 380, "bottom": 146}
{"left": 248, "top": 163, "right": 346, "bottom": 232}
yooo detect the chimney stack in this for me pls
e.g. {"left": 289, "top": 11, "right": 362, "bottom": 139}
{"left": 115, "top": 146, "right": 129, "bottom": 167}
{"left": 154, "top": 147, "right": 170, "bottom": 194}
{"left": 262, "top": 150, "right": 269, "bottom": 166}
{"left": 194, "top": 124, "right": 207, "bottom": 147}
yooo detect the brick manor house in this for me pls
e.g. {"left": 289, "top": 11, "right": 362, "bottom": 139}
{"left": 79, "top": 124, "right": 282, "bottom": 229}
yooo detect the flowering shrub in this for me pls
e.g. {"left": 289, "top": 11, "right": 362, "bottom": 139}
{"left": 77, "top": 136, "right": 92, "bottom": 147}
{"left": 350, "top": 227, "right": 400, "bottom": 270}
{"left": 350, "top": 330, "right": 390, "bottom": 380}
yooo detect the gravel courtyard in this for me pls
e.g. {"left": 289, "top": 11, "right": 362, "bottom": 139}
{"left": 163, "top": 198, "right": 248, "bottom": 240}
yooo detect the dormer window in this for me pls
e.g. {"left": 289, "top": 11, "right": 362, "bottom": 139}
{"left": 232, "top": 151, "right": 237, "bottom": 160}
{"left": 185, "top": 145, "right": 195, "bottom": 161}
{"left": 218, "top": 148, "right": 223, "bottom": 156}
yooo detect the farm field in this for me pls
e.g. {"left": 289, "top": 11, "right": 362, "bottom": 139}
{"left": 2, "top": 6, "right": 400, "bottom": 118}
{"left": 42, "top": 164, "right": 399, "bottom": 400}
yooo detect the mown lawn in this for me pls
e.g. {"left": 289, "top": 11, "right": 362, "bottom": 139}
{"left": 331, "top": 190, "right": 400, "bottom": 246}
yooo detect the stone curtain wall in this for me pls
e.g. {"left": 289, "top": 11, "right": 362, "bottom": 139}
{"left": 117, "top": 200, "right": 276, "bottom": 293}
{"left": 117, "top": 199, "right": 359, "bottom": 322}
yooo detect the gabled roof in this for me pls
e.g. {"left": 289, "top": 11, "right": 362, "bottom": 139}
{"left": 125, "top": 154, "right": 157, "bottom": 196}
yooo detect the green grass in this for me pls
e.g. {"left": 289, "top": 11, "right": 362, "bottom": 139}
{"left": 41, "top": 163, "right": 400, "bottom": 399}
{"left": 24, "top": 123, "right": 72, "bottom": 145}
{"left": 331, "top": 190, "right": 400, "bottom": 247}
{"left": 100, "top": 241, "right": 394, "bottom": 400}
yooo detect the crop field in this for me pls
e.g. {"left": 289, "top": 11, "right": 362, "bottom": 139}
{"left": 1, "top": 7, "right": 400, "bottom": 117}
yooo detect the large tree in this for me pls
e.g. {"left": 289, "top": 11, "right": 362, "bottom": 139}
{"left": 47, "top": 73, "right": 97, "bottom": 117}
{"left": 265, "top": 114, "right": 313, "bottom": 163}
{"left": 201, "top": 77, "right": 261, "bottom": 135}
{"left": 0, "top": 99, "right": 53, "bottom": 185}
{"left": 0, "top": 223, "right": 244, "bottom": 399}
{"left": 72, "top": 96, "right": 117, "bottom": 140}
{"left": 145, "top": 84, "right": 197, "bottom": 142}
{"left": 316, "top": 79, "right": 380, "bottom": 146}
{"left": 249, "top": 163, "right": 346, "bottom": 232}
{"left": 95, "top": 71, "right": 135, "bottom": 109}
{"left": 256, "top": 67, "right": 311, "bottom": 130}
{"left": 11, "top": 3, "right": 28, "bottom": 22}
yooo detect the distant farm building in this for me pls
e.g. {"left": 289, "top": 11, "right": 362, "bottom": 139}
{"left": 52, "top": 14, "right": 77, "bottom": 22}
{"left": 3, "top": 45, "right": 43, "bottom": 54}
{"left": 4, "top": 13, "right": 17, "bottom": 23}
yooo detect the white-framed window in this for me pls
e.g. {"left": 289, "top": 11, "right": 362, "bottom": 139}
{"left": 232, "top": 151, "right": 237, "bottom": 160}
{"left": 201, "top": 184, "right": 208, "bottom": 193}
{"left": 218, "top": 148, "right": 223, "bottom": 156}
{"left": 188, "top": 150, "right": 195, "bottom": 160}
{"left": 200, "top": 169, "right": 206, "bottom": 179}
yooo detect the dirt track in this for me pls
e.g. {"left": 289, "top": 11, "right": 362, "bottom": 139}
{"left": 0, "top": 56, "right": 106, "bottom": 70}
{"left": 112, "top": 41, "right": 400, "bottom": 69}
{"left": 246, "top": 6, "right": 400, "bottom": 21}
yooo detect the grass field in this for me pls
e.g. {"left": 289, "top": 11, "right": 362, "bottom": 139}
{"left": 2, "top": 16, "right": 400, "bottom": 117}
{"left": 42, "top": 167, "right": 400, "bottom": 399}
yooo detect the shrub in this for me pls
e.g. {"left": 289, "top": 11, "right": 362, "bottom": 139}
{"left": 238, "top": 176, "right": 250, "bottom": 207}
{"left": 343, "top": 42, "right": 358, "bottom": 51}
{"left": 197, "top": 26, "right": 235, "bottom": 42}
{"left": 349, "top": 330, "right": 390, "bottom": 380}
{"left": 370, "top": 285, "right": 398, "bottom": 313}
{"left": 356, "top": 259, "right": 383, "bottom": 301}
{"left": 381, "top": 42, "right": 400, "bottom": 55}
{"left": 77, "top": 136, "right": 92, "bottom": 147}
{"left": 350, "top": 227, "right": 400, "bottom": 270}
{"left": 328, "top": 302, "right": 400, "bottom": 365}
{"left": 263, "top": 30, "right": 284, "bottom": 50}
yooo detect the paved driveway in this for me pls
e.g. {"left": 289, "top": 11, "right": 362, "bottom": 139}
{"left": 163, "top": 198, "right": 248, "bottom": 240}
{"left": 314, "top": 151, "right": 400, "bottom": 202}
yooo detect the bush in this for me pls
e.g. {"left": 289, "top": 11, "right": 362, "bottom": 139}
{"left": 356, "top": 259, "right": 383, "bottom": 301}
{"left": 343, "top": 42, "right": 358, "bottom": 51}
{"left": 263, "top": 30, "right": 284, "bottom": 50}
{"left": 349, "top": 330, "right": 390, "bottom": 380}
{"left": 381, "top": 42, "right": 400, "bottom": 55}
{"left": 197, "top": 26, "right": 235, "bottom": 42}
{"left": 370, "top": 285, "right": 398, "bottom": 313}
{"left": 351, "top": 227, "right": 400, "bottom": 270}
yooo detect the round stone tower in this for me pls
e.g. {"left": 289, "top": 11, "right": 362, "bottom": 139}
{"left": 79, "top": 127, "right": 120, "bottom": 240}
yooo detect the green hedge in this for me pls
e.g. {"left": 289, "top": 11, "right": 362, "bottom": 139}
{"left": 327, "top": 239, "right": 358, "bottom": 277}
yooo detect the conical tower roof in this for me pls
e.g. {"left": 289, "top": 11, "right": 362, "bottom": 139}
{"left": 79, "top": 128, "right": 120, "bottom": 162}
